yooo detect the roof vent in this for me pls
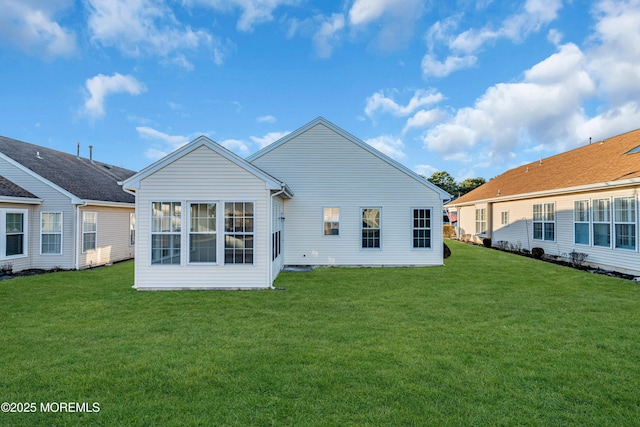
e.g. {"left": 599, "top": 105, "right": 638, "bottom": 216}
{"left": 36, "top": 151, "right": 43, "bottom": 159}
{"left": 525, "top": 166, "right": 529, "bottom": 173}
{"left": 103, "top": 163, "right": 113, "bottom": 169}
{"left": 89, "top": 145, "right": 94, "bottom": 164}
{"left": 600, "top": 139, "right": 605, "bottom": 145}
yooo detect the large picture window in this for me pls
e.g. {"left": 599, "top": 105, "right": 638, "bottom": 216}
{"left": 614, "top": 196, "right": 636, "bottom": 250}
{"left": 533, "top": 203, "right": 555, "bottom": 241}
{"left": 475, "top": 208, "right": 487, "bottom": 235}
{"left": 189, "top": 203, "right": 217, "bottom": 263}
{"left": 5, "top": 212, "right": 25, "bottom": 257}
{"left": 151, "top": 202, "right": 181, "bottom": 265}
{"left": 574, "top": 200, "right": 589, "bottom": 245}
{"left": 593, "top": 198, "right": 611, "bottom": 247}
{"left": 224, "top": 202, "right": 254, "bottom": 264}
{"left": 323, "top": 207, "right": 340, "bottom": 236}
{"left": 361, "top": 208, "right": 381, "bottom": 249}
{"left": 82, "top": 212, "right": 97, "bottom": 252}
{"left": 412, "top": 208, "right": 432, "bottom": 248}
{"left": 41, "top": 212, "right": 63, "bottom": 254}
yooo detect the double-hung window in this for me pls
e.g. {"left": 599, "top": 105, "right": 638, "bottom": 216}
{"left": 5, "top": 211, "right": 26, "bottom": 257}
{"left": 475, "top": 208, "right": 487, "bottom": 235}
{"left": 361, "top": 208, "right": 381, "bottom": 249}
{"left": 224, "top": 202, "right": 254, "bottom": 264}
{"left": 41, "top": 213, "right": 63, "bottom": 254}
{"left": 533, "top": 203, "right": 555, "bottom": 241}
{"left": 82, "top": 212, "right": 97, "bottom": 252}
{"left": 592, "top": 198, "right": 611, "bottom": 247}
{"left": 323, "top": 208, "right": 340, "bottom": 236}
{"left": 614, "top": 196, "right": 636, "bottom": 250}
{"left": 189, "top": 203, "right": 217, "bottom": 263}
{"left": 129, "top": 213, "right": 136, "bottom": 246}
{"left": 151, "top": 202, "right": 181, "bottom": 265}
{"left": 412, "top": 208, "right": 432, "bottom": 248}
{"left": 574, "top": 200, "right": 589, "bottom": 245}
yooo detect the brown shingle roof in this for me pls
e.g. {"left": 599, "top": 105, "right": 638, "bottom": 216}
{"left": 449, "top": 128, "right": 640, "bottom": 205}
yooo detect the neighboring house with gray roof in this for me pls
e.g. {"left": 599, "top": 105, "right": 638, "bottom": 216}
{"left": 0, "top": 136, "right": 136, "bottom": 273}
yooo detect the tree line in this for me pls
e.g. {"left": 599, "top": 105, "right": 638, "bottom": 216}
{"left": 427, "top": 171, "right": 485, "bottom": 198}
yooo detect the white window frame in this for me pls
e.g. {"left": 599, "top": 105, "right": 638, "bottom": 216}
{"left": 614, "top": 196, "right": 637, "bottom": 251}
{"left": 323, "top": 207, "right": 340, "bottom": 236}
{"left": 475, "top": 208, "right": 487, "bottom": 235}
{"left": 40, "top": 212, "right": 63, "bottom": 255}
{"left": 150, "top": 201, "right": 182, "bottom": 265}
{"left": 412, "top": 208, "right": 432, "bottom": 249}
{"left": 188, "top": 202, "right": 218, "bottom": 265}
{"left": 361, "top": 207, "right": 381, "bottom": 249}
{"left": 500, "top": 211, "right": 509, "bottom": 226}
{"left": 129, "top": 212, "right": 135, "bottom": 246}
{"left": 573, "top": 200, "right": 590, "bottom": 246}
{"left": 82, "top": 212, "right": 97, "bottom": 253}
{"left": 592, "top": 198, "right": 611, "bottom": 248}
{"left": 533, "top": 203, "right": 555, "bottom": 242}
{"left": 2, "top": 209, "right": 28, "bottom": 259}
{"left": 224, "top": 201, "right": 255, "bottom": 265}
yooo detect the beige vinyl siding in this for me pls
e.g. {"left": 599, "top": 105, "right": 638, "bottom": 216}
{"left": 134, "top": 145, "right": 272, "bottom": 289}
{"left": 251, "top": 123, "right": 444, "bottom": 266}
{"left": 77, "top": 205, "right": 135, "bottom": 269}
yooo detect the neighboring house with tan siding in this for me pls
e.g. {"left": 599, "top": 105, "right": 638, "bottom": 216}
{"left": 0, "top": 136, "right": 136, "bottom": 273}
{"left": 446, "top": 128, "right": 640, "bottom": 276}
{"left": 122, "top": 117, "right": 451, "bottom": 290}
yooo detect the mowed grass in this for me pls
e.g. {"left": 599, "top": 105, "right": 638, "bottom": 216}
{"left": 1, "top": 240, "right": 639, "bottom": 426}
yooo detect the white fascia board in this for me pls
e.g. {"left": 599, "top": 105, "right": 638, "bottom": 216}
{"left": 247, "top": 117, "right": 451, "bottom": 200}
{"left": 81, "top": 200, "right": 135, "bottom": 208}
{"left": 0, "top": 196, "right": 43, "bottom": 205}
{"left": 0, "top": 152, "right": 82, "bottom": 204}
{"left": 447, "top": 177, "right": 640, "bottom": 207}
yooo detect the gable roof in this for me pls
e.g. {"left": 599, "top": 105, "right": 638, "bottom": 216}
{"left": 0, "top": 136, "right": 135, "bottom": 204}
{"left": 448, "top": 128, "right": 640, "bottom": 206}
{"left": 0, "top": 175, "right": 41, "bottom": 203}
{"left": 122, "top": 135, "right": 293, "bottom": 197}
{"left": 246, "top": 117, "right": 452, "bottom": 200}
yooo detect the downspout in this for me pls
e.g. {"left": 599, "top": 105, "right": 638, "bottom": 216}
{"left": 269, "top": 186, "right": 287, "bottom": 289}
{"left": 75, "top": 202, "right": 88, "bottom": 270}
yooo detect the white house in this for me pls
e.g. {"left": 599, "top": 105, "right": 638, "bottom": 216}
{"left": 122, "top": 117, "right": 451, "bottom": 290}
{"left": 446, "top": 128, "right": 640, "bottom": 276}
{"left": 0, "top": 136, "right": 136, "bottom": 273}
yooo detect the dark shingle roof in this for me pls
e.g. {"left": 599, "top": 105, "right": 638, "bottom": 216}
{"left": 0, "top": 175, "right": 39, "bottom": 199}
{"left": 0, "top": 136, "right": 136, "bottom": 204}
{"left": 449, "top": 128, "right": 640, "bottom": 206}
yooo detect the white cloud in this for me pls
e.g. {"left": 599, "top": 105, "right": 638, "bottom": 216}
{"left": 365, "top": 89, "right": 444, "bottom": 118}
{"left": 0, "top": 0, "right": 76, "bottom": 58}
{"left": 250, "top": 131, "right": 290, "bottom": 149}
{"left": 83, "top": 73, "right": 146, "bottom": 119}
{"left": 421, "top": 54, "right": 477, "bottom": 79}
{"left": 365, "top": 135, "right": 405, "bottom": 160}
{"left": 414, "top": 164, "right": 438, "bottom": 178}
{"left": 221, "top": 138, "right": 250, "bottom": 155}
{"left": 86, "top": 0, "right": 231, "bottom": 66}
{"left": 136, "top": 126, "right": 190, "bottom": 160}
{"left": 403, "top": 109, "right": 446, "bottom": 133}
{"left": 186, "top": 0, "right": 301, "bottom": 32}
{"left": 312, "top": 13, "right": 345, "bottom": 58}
{"left": 348, "top": 0, "right": 423, "bottom": 50}
{"left": 257, "top": 115, "right": 277, "bottom": 123}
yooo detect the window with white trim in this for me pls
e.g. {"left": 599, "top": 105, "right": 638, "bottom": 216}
{"left": 614, "top": 196, "right": 636, "bottom": 250}
{"left": 412, "top": 208, "right": 431, "bottom": 248}
{"left": 224, "top": 202, "right": 254, "bottom": 264}
{"left": 41, "top": 212, "right": 62, "bottom": 254}
{"left": 323, "top": 207, "right": 340, "bottom": 236}
{"left": 189, "top": 203, "right": 217, "bottom": 263}
{"left": 151, "top": 202, "right": 181, "bottom": 265}
{"left": 475, "top": 208, "right": 487, "bottom": 235}
{"left": 592, "top": 198, "right": 611, "bottom": 248}
{"left": 533, "top": 203, "right": 555, "bottom": 241}
{"left": 361, "top": 208, "right": 381, "bottom": 249}
{"left": 574, "top": 200, "right": 589, "bottom": 245}
{"left": 82, "top": 212, "right": 97, "bottom": 252}
{"left": 4, "top": 210, "right": 26, "bottom": 258}
{"left": 129, "top": 212, "right": 135, "bottom": 246}
{"left": 500, "top": 211, "right": 509, "bottom": 226}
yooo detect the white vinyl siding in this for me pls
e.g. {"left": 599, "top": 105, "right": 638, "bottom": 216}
{"left": 614, "top": 196, "right": 636, "bottom": 250}
{"left": 41, "top": 212, "right": 62, "bottom": 254}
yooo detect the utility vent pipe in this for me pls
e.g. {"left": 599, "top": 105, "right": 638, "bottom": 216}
{"left": 89, "top": 145, "right": 94, "bottom": 164}
{"left": 77, "top": 142, "right": 80, "bottom": 159}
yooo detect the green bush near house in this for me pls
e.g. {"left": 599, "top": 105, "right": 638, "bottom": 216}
{"left": 1, "top": 241, "right": 639, "bottom": 426}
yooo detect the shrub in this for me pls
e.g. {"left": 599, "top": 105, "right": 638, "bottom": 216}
{"left": 568, "top": 251, "right": 588, "bottom": 268}
{"left": 531, "top": 247, "right": 545, "bottom": 259}
{"left": 482, "top": 238, "right": 492, "bottom": 248}
{"left": 443, "top": 225, "right": 457, "bottom": 239}
{"left": 495, "top": 240, "right": 509, "bottom": 251}
{"left": 443, "top": 242, "right": 451, "bottom": 259}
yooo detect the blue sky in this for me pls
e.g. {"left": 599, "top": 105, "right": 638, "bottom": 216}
{"left": 1, "top": 0, "right": 640, "bottom": 181}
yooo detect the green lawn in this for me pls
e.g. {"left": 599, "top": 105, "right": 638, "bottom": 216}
{"left": 1, "top": 240, "right": 639, "bottom": 426}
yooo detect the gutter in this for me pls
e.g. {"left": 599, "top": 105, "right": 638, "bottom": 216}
{"left": 75, "top": 202, "right": 87, "bottom": 271}
{"left": 268, "top": 185, "right": 288, "bottom": 289}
